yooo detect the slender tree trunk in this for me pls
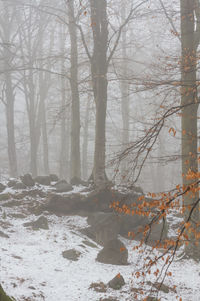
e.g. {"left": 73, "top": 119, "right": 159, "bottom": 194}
{"left": 1, "top": 5, "right": 18, "bottom": 178}
{"left": 59, "top": 77, "right": 69, "bottom": 180}
{"left": 181, "top": 0, "right": 199, "bottom": 259}
{"left": 82, "top": 97, "right": 90, "bottom": 180}
{"left": 41, "top": 100, "right": 49, "bottom": 175}
{"left": 67, "top": 0, "right": 81, "bottom": 180}
{"left": 28, "top": 71, "right": 38, "bottom": 178}
{"left": 120, "top": 5, "right": 129, "bottom": 176}
{"left": 5, "top": 74, "right": 18, "bottom": 178}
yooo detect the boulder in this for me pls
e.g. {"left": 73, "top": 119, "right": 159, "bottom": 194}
{"left": 119, "top": 214, "right": 149, "bottom": 239}
{"left": 0, "top": 231, "right": 9, "bottom": 238}
{"left": 53, "top": 180, "right": 73, "bottom": 192}
{"left": 96, "top": 239, "right": 128, "bottom": 265}
{"left": 62, "top": 249, "right": 81, "bottom": 261}
{"left": 34, "top": 176, "right": 51, "bottom": 186}
{"left": 7, "top": 179, "right": 18, "bottom": 187}
{"left": 44, "top": 194, "right": 80, "bottom": 215}
{"left": 70, "top": 177, "right": 88, "bottom": 186}
{"left": 12, "top": 182, "right": 26, "bottom": 190}
{"left": 0, "top": 194, "right": 10, "bottom": 202}
{"left": 49, "top": 174, "right": 59, "bottom": 182}
{"left": 20, "top": 174, "right": 35, "bottom": 187}
{"left": 89, "top": 282, "right": 107, "bottom": 293}
{"left": 23, "top": 216, "right": 49, "bottom": 230}
{"left": 87, "top": 212, "right": 121, "bottom": 245}
{"left": 99, "top": 298, "right": 118, "bottom": 301}
{"left": 108, "top": 274, "right": 125, "bottom": 290}
{"left": 133, "top": 220, "right": 168, "bottom": 245}
{"left": 0, "top": 183, "right": 6, "bottom": 193}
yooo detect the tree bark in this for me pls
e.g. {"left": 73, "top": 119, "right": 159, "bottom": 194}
{"left": 181, "top": 0, "right": 199, "bottom": 259}
{"left": 120, "top": 4, "right": 130, "bottom": 176}
{"left": 1, "top": 4, "right": 18, "bottom": 178}
{"left": 67, "top": 0, "right": 81, "bottom": 180}
{"left": 90, "top": 0, "right": 109, "bottom": 188}
{"left": 82, "top": 97, "right": 90, "bottom": 180}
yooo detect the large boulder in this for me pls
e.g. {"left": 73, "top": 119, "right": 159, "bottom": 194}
{"left": 96, "top": 239, "right": 128, "bottom": 265}
{"left": 34, "top": 176, "right": 51, "bottom": 186}
{"left": 7, "top": 179, "right": 18, "bottom": 188}
{"left": 12, "top": 182, "right": 26, "bottom": 190}
{"left": 131, "top": 220, "right": 168, "bottom": 245}
{"left": 87, "top": 212, "right": 121, "bottom": 245}
{"left": 44, "top": 194, "right": 80, "bottom": 215}
{"left": 23, "top": 216, "right": 49, "bottom": 230}
{"left": 119, "top": 214, "right": 149, "bottom": 239}
{"left": 53, "top": 180, "right": 73, "bottom": 192}
{"left": 20, "top": 174, "right": 35, "bottom": 187}
{"left": 0, "top": 183, "right": 6, "bottom": 193}
{"left": 49, "top": 174, "right": 59, "bottom": 182}
{"left": 0, "top": 231, "right": 9, "bottom": 238}
{"left": 108, "top": 274, "right": 125, "bottom": 290}
{"left": 70, "top": 177, "right": 88, "bottom": 186}
{"left": 62, "top": 249, "right": 81, "bottom": 261}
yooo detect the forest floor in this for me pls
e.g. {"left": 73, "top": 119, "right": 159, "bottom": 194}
{"left": 0, "top": 184, "right": 200, "bottom": 301}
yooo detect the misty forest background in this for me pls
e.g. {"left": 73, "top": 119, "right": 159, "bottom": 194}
{"left": 0, "top": 0, "right": 183, "bottom": 193}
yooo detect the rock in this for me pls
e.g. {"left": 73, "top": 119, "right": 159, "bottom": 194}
{"left": 10, "top": 213, "right": 26, "bottom": 219}
{"left": 62, "top": 249, "right": 81, "bottom": 261}
{"left": 49, "top": 174, "right": 59, "bottom": 182}
{"left": 82, "top": 240, "right": 97, "bottom": 248}
{"left": 147, "top": 281, "right": 176, "bottom": 294}
{"left": 12, "top": 182, "right": 26, "bottom": 190}
{"left": 99, "top": 298, "right": 118, "bottom": 301}
{"left": 0, "top": 194, "right": 10, "bottom": 202}
{"left": 0, "top": 183, "right": 6, "bottom": 193}
{"left": 54, "top": 180, "right": 73, "bottom": 192}
{"left": 23, "top": 216, "right": 49, "bottom": 230}
{"left": 0, "top": 231, "right": 9, "bottom": 238}
{"left": 7, "top": 179, "right": 18, "bottom": 187}
{"left": 96, "top": 239, "right": 128, "bottom": 265}
{"left": 89, "top": 282, "right": 107, "bottom": 293}
{"left": 70, "top": 177, "right": 88, "bottom": 186}
{"left": 108, "top": 273, "right": 125, "bottom": 290}
{"left": 145, "top": 297, "right": 159, "bottom": 301}
{"left": 119, "top": 213, "right": 149, "bottom": 239}
{"left": 20, "top": 174, "right": 35, "bottom": 187}
{"left": 87, "top": 212, "right": 121, "bottom": 245}
{"left": 44, "top": 194, "right": 79, "bottom": 215}
{"left": 34, "top": 176, "right": 51, "bottom": 186}
{"left": 133, "top": 220, "right": 168, "bottom": 245}
{"left": 2, "top": 200, "right": 22, "bottom": 207}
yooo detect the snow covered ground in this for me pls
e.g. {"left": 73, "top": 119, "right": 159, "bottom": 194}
{"left": 0, "top": 187, "right": 200, "bottom": 301}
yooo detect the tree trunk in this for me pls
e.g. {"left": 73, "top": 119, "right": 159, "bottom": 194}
{"left": 5, "top": 75, "right": 18, "bottom": 178}
{"left": 1, "top": 5, "right": 18, "bottom": 178}
{"left": 120, "top": 4, "right": 129, "bottom": 176}
{"left": 67, "top": 0, "right": 81, "bottom": 180}
{"left": 28, "top": 71, "right": 38, "bottom": 178}
{"left": 82, "top": 97, "right": 90, "bottom": 180}
{"left": 41, "top": 100, "right": 50, "bottom": 175}
{"left": 181, "top": 0, "right": 199, "bottom": 259}
{"left": 59, "top": 74, "right": 69, "bottom": 180}
{"left": 90, "top": 0, "right": 109, "bottom": 188}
